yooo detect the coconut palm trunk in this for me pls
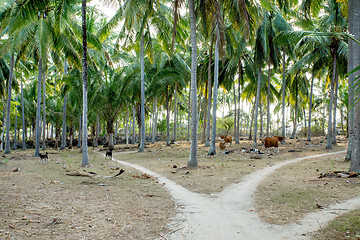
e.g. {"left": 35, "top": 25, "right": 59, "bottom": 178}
{"left": 237, "top": 60, "right": 242, "bottom": 140}
{"left": 253, "top": 67, "right": 262, "bottom": 147}
{"left": 332, "top": 72, "right": 339, "bottom": 145}
{"left": 205, "top": 37, "right": 214, "bottom": 147}
{"left": 4, "top": 53, "right": 14, "bottom": 154}
{"left": 94, "top": 114, "right": 99, "bottom": 147}
{"left": 350, "top": 0, "right": 360, "bottom": 171}
{"left": 166, "top": 87, "right": 170, "bottom": 146}
{"left": 35, "top": 58, "right": 43, "bottom": 157}
{"left": 81, "top": 0, "right": 89, "bottom": 166}
{"left": 21, "top": 81, "right": 26, "bottom": 150}
{"left": 42, "top": 73, "right": 46, "bottom": 150}
{"left": 233, "top": 83, "right": 237, "bottom": 141}
{"left": 13, "top": 96, "right": 18, "bottom": 150}
{"left": 114, "top": 121, "right": 118, "bottom": 145}
{"left": 307, "top": 75, "right": 314, "bottom": 141}
{"left": 78, "top": 115, "right": 82, "bottom": 148}
{"left": 60, "top": 60, "right": 68, "bottom": 150}
{"left": 290, "top": 83, "right": 298, "bottom": 139}
{"left": 187, "top": 85, "right": 191, "bottom": 142}
{"left": 132, "top": 106, "right": 136, "bottom": 144}
{"left": 346, "top": 0, "right": 355, "bottom": 161}
{"left": 151, "top": 98, "right": 157, "bottom": 143}
{"left": 326, "top": 50, "right": 336, "bottom": 149}
{"left": 266, "top": 63, "right": 271, "bottom": 137}
{"left": 281, "top": 50, "right": 286, "bottom": 141}
{"left": 126, "top": 109, "right": 130, "bottom": 145}
{"left": 249, "top": 102, "right": 254, "bottom": 140}
{"left": 208, "top": 27, "right": 220, "bottom": 156}
{"left": 187, "top": 0, "right": 198, "bottom": 168}
{"left": 173, "top": 85, "right": 178, "bottom": 143}
{"left": 1, "top": 103, "right": 5, "bottom": 151}
{"left": 139, "top": 31, "right": 145, "bottom": 152}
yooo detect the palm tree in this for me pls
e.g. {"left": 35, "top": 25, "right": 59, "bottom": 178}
{"left": 60, "top": 61, "right": 68, "bottom": 150}
{"left": 349, "top": 0, "right": 360, "bottom": 172}
{"left": 346, "top": 0, "right": 355, "bottom": 161}
{"left": 4, "top": 53, "right": 14, "bottom": 154}
{"left": 187, "top": 0, "right": 198, "bottom": 168}
{"left": 81, "top": 0, "right": 89, "bottom": 167}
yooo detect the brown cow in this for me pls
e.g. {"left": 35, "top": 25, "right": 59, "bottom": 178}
{"left": 263, "top": 136, "right": 285, "bottom": 154}
{"left": 220, "top": 135, "right": 232, "bottom": 145}
{"left": 219, "top": 141, "right": 226, "bottom": 150}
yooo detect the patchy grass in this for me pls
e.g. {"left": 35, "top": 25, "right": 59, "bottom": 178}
{"left": 0, "top": 136, "right": 358, "bottom": 239}
{"left": 312, "top": 210, "right": 360, "bottom": 240}
{"left": 255, "top": 150, "right": 360, "bottom": 225}
{"left": 113, "top": 138, "right": 334, "bottom": 194}
{"left": 0, "top": 149, "right": 175, "bottom": 240}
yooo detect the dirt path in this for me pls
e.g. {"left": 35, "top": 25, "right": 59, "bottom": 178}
{"left": 102, "top": 151, "right": 360, "bottom": 240}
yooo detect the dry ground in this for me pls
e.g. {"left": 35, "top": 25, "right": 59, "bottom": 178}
{"left": 1, "top": 136, "right": 359, "bottom": 239}
{"left": 0, "top": 150, "right": 175, "bottom": 240}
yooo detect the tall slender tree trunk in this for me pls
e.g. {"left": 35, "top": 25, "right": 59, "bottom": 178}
{"left": 267, "top": 63, "right": 271, "bottom": 137}
{"left": 139, "top": 31, "right": 145, "bottom": 152}
{"left": 233, "top": 83, "right": 237, "bottom": 141}
{"left": 332, "top": 70, "right": 339, "bottom": 145}
{"left": 132, "top": 106, "right": 136, "bottom": 144}
{"left": 60, "top": 60, "right": 68, "bottom": 150}
{"left": 322, "top": 102, "right": 326, "bottom": 135}
{"left": 13, "top": 96, "right": 18, "bottom": 150}
{"left": 173, "top": 85, "right": 178, "bottom": 142}
{"left": 253, "top": 67, "right": 262, "bottom": 147}
{"left": 114, "top": 121, "right": 118, "bottom": 145}
{"left": 349, "top": 0, "right": 360, "bottom": 171}
{"left": 290, "top": 80, "right": 298, "bottom": 139}
{"left": 81, "top": 0, "right": 89, "bottom": 166}
{"left": 125, "top": 109, "right": 129, "bottom": 145}
{"left": 60, "top": 93, "right": 68, "bottom": 150}
{"left": 249, "top": 102, "right": 254, "bottom": 140}
{"left": 205, "top": 36, "right": 214, "bottom": 147}
{"left": 94, "top": 114, "right": 99, "bottom": 147}
{"left": 202, "top": 82, "right": 208, "bottom": 142}
{"left": 188, "top": 0, "right": 198, "bottom": 168}
{"left": 0, "top": 99, "right": 5, "bottom": 151}
{"left": 281, "top": 50, "right": 286, "bottom": 142}
{"left": 21, "top": 81, "right": 26, "bottom": 150}
{"left": 208, "top": 27, "right": 220, "bottom": 156}
{"left": 187, "top": 85, "right": 191, "bottom": 142}
{"left": 326, "top": 51, "right": 336, "bottom": 149}
{"left": 35, "top": 58, "right": 43, "bottom": 157}
{"left": 307, "top": 75, "right": 314, "bottom": 141}
{"left": 236, "top": 60, "right": 242, "bottom": 143}
{"left": 78, "top": 115, "right": 82, "bottom": 148}
{"left": 42, "top": 72, "right": 46, "bottom": 150}
{"left": 152, "top": 98, "right": 157, "bottom": 143}
{"left": 260, "top": 103, "right": 263, "bottom": 139}
{"left": 346, "top": 13, "right": 355, "bottom": 160}
{"left": 166, "top": 87, "right": 171, "bottom": 146}
{"left": 4, "top": 53, "right": 14, "bottom": 154}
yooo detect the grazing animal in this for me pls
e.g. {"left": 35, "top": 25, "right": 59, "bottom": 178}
{"left": 263, "top": 136, "right": 285, "bottom": 154}
{"left": 220, "top": 135, "right": 232, "bottom": 145}
{"left": 219, "top": 141, "right": 226, "bottom": 150}
{"left": 105, "top": 149, "right": 113, "bottom": 160}
{"left": 39, "top": 152, "right": 48, "bottom": 164}
{"left": 225, "top": 135, "right": 232, "bottom": 145}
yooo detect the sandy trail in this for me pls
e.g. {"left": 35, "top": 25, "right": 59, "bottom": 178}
{"left": 104, "top": 150, "right": 360, "bottom": 240}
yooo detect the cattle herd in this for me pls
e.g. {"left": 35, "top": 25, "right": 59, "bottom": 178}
{"left": 218, "top": 135, "right": 285, "bottom": 154}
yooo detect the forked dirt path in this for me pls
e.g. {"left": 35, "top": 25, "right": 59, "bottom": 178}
{"left": 100, "top": 150, "right": 360, "bottom": 240}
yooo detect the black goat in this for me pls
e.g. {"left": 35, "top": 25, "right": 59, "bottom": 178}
{"left": 39, "top": 152, "right": 48, "bottom": 164}
{"left": 105, "top": 149, "right": 113, "bottom": 160}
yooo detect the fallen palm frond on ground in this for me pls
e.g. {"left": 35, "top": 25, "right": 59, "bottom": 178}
{"left": 318, "top": 171, "right": 359, "bottom": 178}
{"left": 65, "top": 169, "right": 125, "bottom": 178}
